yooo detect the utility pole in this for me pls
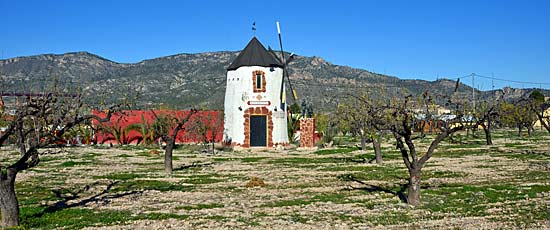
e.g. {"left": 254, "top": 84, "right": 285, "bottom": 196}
{"left": 492, "top": 72, "right": 495, "bottom": 102}
{"left": 491, "top": 73, "right": 495, "bottom": 91}
{"left": 472, "top": 73, "right": 475, "bottom": 112}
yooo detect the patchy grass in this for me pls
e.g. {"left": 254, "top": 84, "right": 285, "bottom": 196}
{"left": 97, "top": 173, "right": 144, "bottom": 180}
{"left": 20, "top": 207, "right": 189, "bottom": 229}
{"left": 58, "top": 160, "right": 93, "bottom": 167}
{"left": 176, "top": 203, "right": 224, "bottom": 210}
{"left": 422, "top": 183, "right": 550, "bottom": 220}
{"left": 442, "top": 142, "right": 483, "bottom": 149}
{"left": 268, "top": 156, "right": 356, "bottom": 165}
{"left": 118, "top": 153, "right": 132, "bottom": 158}
{"left": 336, "top": 165, "right": 408, "bottom": 182}
{"left": 504, "top": 143, "right": 526, "bottom": 148}
{"left": 183, "top": 174, "right": 224, "bottom": 185}
{"left": 368, "top": 211, "right": 414, "bottom": 225}
{"left": 212, "top": 157, "right": 234, "bottom": 162}
{"left": 20, "top": 208, "right": 135, "bottom": 229}
{"left": 314, "top": 146, "right": 359, "bottom": 155}
{"left": 16, "top": 183, "right": 62, "bottom": 207}
{"left": 288, "top": 212, "right": 309, "bottom": 224}
{"left": 240, "top": 157, "right": 268, "bottom": 163}
{"left": 136, "top": 151, "right": 163, "bottom": 158}
{"left": 236, "top": 216, "right": 261, "bottom": 226}
{"left": 263, "top": 192, "right": 350, "bottom": 208}
{"left": 113, "top": 180, "right": 193, "bottom": 193}
{"left": 5, "top": 129, "right": 550, "bottom": 229}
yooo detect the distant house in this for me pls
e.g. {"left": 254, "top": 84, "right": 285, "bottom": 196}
{"left": 413, "top": 105, "right": 456, "bottom": 133}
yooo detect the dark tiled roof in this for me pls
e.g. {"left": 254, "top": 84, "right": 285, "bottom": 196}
{"left": 227, "top": 37, "right": 283, "bottom": 71}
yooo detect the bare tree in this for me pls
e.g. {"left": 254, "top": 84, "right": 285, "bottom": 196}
{"left": 500, "top": 100, "right": 537, "bottom": 136}
{"left": 474, "top": 100, "right": 500, "bottom": 145}
{"left": 186, "top": 111, "right": 223, "bottom": 154}
{"left": 386, "top": 93, "right": 468, "bottom": 205}
{"left": 534, "top": 104, "right": 550, "bottom": 133}
{"left": 337, "top": 102, "right": 370, "bottom": 150}
{"left": 529, "top": 90, "right": 550, "bottom": 133}
{"left": 315, "top": 112, "right": 338, "bottom": 147}
{"left": 337, "top": 94, "right": 386, "bottom": 164}
{"left": 0, "top": 91, "right": 123, "bottom": 228}
{"left": 151, "top": 110, "right": 197, "bottom": 175}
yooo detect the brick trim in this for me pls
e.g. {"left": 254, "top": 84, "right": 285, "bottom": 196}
{"left": 242, "top": 107, "right": 273, "bottom": 147}
{"left": 252, "top": 70, "right": 266, "bottom": 93}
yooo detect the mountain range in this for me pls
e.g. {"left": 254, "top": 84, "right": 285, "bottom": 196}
{"left": 0, "top": 51, "right": 545, "bottom": 111}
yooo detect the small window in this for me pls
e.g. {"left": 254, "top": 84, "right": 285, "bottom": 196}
{"left": 255, "top": 74, "right": 262, "bottom": 89}
{"left": 252, "top": 70, "right": 266, "bottom": 93}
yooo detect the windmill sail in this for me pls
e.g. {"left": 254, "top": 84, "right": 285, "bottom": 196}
{"left": 276, "top": 21, "right": 298, "bottom": 108}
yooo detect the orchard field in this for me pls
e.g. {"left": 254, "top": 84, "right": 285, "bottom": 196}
{"left": 2, "top": 129, "right": 549, "bottom": 229}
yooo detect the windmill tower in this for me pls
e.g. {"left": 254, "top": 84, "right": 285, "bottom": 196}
{"left": 223, "top": 37, "right": 289, "bottom": 148}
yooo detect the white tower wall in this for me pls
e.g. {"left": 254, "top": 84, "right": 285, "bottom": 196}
{"left": 223, "top": 66, "right": 289, "bottom": 147}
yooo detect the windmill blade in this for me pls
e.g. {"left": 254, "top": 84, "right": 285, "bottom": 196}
{"left": 283, "top": 64, "right": 297, "bottom": 100}
{"left": 285, "top": 53, "right": 295, "bottom": 65}
{"left": 276, "top": 21, "right": 298, "bottom": 103}
{"left": 269, "top": 47, "right": 294, "bottom": 66}
{"left": 268, "top": 46, "right": 283, "bottom": 63}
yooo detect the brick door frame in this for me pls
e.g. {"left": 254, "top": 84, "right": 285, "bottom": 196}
{"left": 243, "top": 107, "right": 273, "bottom": 147}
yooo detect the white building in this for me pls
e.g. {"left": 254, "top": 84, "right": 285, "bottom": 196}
{"left": 223, "top": 37, "right": 289, "bottom": 147}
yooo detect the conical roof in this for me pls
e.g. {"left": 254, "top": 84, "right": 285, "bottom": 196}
{"left": 227, "top": 37, "right": 283, "bottom": 71}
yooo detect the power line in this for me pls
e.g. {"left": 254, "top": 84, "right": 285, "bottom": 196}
{"left": 472, "top": 73, "right": 550, "bottom": 85}
{"left": 446, "top": 74, "right": 474, "bottom": 81}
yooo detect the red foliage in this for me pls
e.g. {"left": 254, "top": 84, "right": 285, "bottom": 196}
{"left": 92, "top": 110, "right": 223, "bottom": 145}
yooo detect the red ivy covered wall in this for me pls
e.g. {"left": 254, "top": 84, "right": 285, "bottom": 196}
{"left": 92, "top": 110, "right": 224, "bottom": 145}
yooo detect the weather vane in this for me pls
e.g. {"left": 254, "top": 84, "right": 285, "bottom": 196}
{"left": 252, "top": 21, "right": 256, "bottom": 37}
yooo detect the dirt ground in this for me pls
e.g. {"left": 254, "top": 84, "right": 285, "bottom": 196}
{"left": 3, "top": 130, "right": 550, "bottom": 229}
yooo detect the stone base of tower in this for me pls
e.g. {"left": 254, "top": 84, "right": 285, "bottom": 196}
{"left": 299, "top": 118, "right": 316, "bottom": 149}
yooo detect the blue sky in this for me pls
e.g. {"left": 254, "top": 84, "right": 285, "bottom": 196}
{"left": 1, "top": 0, "right": 549, "bottom": 89}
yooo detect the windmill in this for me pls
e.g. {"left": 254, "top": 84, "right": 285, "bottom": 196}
{"left": 270, "top": 22, "right": 298, "bottom": 110}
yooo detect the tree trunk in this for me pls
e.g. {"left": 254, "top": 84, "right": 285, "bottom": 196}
{"left": 518, "top": 126, "right": 522, "bottom": 136}
{"left": 467, "top": 127, "right": 475, "bottom": 138}
{"left": 407, "top": 168, "right": 421, "bottom": 206}
{"left": 164, "top": 138, "right": 174, "bottom": 175}
{"left": 360, "top": 133, "right": 367, "bottom": 151}
{"left": 482, "top": 124, "right": 493, "bottom": 145}
{"left": 537, "top": 114, "right": 550, "bottom": 133}
{"left": 211, "top": 141, "right": 215, "bottom": 154}
{"left": 373, "top": 133, "right": 382, "bottom": 165}
{"left": 0, "top": 168, "right": 20, "bottom": 228}
{"left": 17, "top": 124, "right": 26, "bottom": 157}
{"left": 527, "top": 126, "right": 533, "bottom": 136}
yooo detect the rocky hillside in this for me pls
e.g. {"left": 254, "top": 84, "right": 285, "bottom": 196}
{"left": 0, "top": 51, "right": 544, "bottom": 111}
